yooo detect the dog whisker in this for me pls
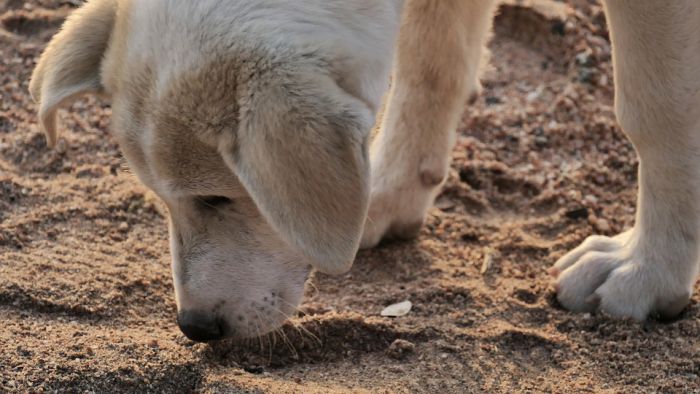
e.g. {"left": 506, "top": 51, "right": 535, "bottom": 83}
{"left": 265, "top": 326, "right": 273, "bottom": 363}
{"left": 273, "top": 301, "right": 322, "bottom": 347}
{"left": 260, "top": 311, "right": 298, "bottom": 359}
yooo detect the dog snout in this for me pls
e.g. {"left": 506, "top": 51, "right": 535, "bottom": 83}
{"left": 176, "top": 310, "right": 227, "bottom": 342}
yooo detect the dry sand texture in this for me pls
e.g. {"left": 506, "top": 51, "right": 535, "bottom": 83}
{"left": 1, "top": 0, "right": 699, "bottom": 392}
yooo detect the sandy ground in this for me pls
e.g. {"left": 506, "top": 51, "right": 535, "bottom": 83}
{"left": 2, "top": 0, "right": 700, "bottom": 392}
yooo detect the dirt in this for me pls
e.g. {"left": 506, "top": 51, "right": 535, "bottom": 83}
{"left": 1, "top": 0, "right": 699, "bottom": 393}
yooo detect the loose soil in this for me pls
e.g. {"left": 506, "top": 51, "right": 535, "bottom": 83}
{"left": 1, "top": 0, "right": 699, "bottom": 392}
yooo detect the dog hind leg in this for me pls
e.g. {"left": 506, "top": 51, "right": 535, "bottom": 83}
{"left": 361, "top": 0, "right": 497, "bottom": 248}
{"left": 554, "top": 0, "right": 700, "bottom": 320}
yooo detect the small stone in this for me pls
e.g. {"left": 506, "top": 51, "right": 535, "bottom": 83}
{"left": 118, "top": 222, "right": 129, "bottom": 232}
{"left": 594, "top": 218, "right": 610, "bottom": 232}
{"left": 526, "top": 88, "right": 543, "bottom": 103}
{"left": 575, "top": 50, "right": 594, "bottom": 67}
{"left": 567, "top": 190, "right": 582, "bottom": 200}
{"left": 386, "top": 339, "right": 415, "bottom": 360}
{"left": 381, "top": 300, "right": 412, "bottom": 317}
{"left": 243, "top": 365, "right": 264, "bottom": 374}
{"left": 480, "top": 249, "right": 496, "bottom": 274}
{"left": 584, "top": 194, "right": 598, "bottom": 205}
{"left": 578, "top": 67, "right": 598, "bottom": 84}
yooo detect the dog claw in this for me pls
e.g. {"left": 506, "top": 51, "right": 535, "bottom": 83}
{"left": 585, "top": 293, "right": 601, "bottom": 310}
{"left": 656, "top": 292, "right": 691, "bottom": 320}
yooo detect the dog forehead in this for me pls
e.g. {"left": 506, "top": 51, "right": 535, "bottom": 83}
{"left": 148, "top": 126, "right": 238, "bottom": 196}
{"left": 143, "top": 60, "right": 251, "bottom": 192}
{"left": 110, "top": 0, "right": 403, "bottom": 196}
{"left": 155, "top": 59, "right": 248, "bottom": 146}
{"left": 113, "top": 81, "right": 239, "bottom": 200}
{"left": 110, "top": 58, "right": 251, "bottom": 199}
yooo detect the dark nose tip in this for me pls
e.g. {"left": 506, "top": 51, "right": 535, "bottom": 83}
{"left": 177, "top": 310, "right": 226, "bottom": 342}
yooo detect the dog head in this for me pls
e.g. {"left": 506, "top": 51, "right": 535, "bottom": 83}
{"left": 30, "top": 0, "right": 399, "bottom": 341}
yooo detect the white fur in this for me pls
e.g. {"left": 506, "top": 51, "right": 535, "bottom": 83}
{"left": 553, "top": 0, "right": 700, "bottom": 319}
{"left": 29, "top": 0, "right": 700, "bottom": 342}
{"left": 361, "top": 0, "right": 497, "bottom": 248}
{"left": 364, "top": 0, "right": 700, "bottom": 320}
{"left": 31, "top": 0, "right": 403, "bottom": 339}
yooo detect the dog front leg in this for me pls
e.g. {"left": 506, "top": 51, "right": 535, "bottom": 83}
{"left": 554, "top": 0, "right": 700, "bottom": 320}
{"left": 361, "top": 0, "right": 497, "bottom": 248}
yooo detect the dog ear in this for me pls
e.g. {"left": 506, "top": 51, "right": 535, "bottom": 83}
{"left": 29, "top": 0, "right": 117, "bottom": 147}
{"left": 221, "top": 73, "right": 372, "bottom": 275}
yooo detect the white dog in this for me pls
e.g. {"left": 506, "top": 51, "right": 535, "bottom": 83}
{"left": 30, "top": 0, "right": 700, "bottom": 341}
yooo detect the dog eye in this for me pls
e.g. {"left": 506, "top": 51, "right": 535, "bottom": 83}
{"left": 197, "top": 196, "right": 233, "bottom": 209}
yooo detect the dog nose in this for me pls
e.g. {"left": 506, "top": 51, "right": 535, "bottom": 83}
{"left": 177, "top": 310, "right": 226, "bottom": 342}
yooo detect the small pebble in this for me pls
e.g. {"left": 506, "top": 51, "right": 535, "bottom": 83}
{"left": 381, "top": 300, "right": 412, "bottom": 317}
{"left": 243, "top": 365, "right": 264, "bottom": 374}
{"left": 595, "top": 218, "right": 610, "bottom": 232}
{"left": 386, "top": 339, "right": 415, "bottom": 360}
{"left": 480, "top": 249, "right": 495, "bottom": 274}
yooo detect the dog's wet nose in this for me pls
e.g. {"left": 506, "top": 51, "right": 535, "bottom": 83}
{"left": 177, "top": 310, "right": 226, "bottom": 342}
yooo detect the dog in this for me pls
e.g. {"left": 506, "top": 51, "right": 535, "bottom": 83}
{"left": 29, "top": 0, "right": 700, "bottom": 342}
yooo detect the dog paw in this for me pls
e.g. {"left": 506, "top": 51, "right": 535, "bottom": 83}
{"left": 551, "top": 230, "right": 693, "bottom": 320}
{"left": 360, "top": 196, "right": 426, "bottom": 249}
{"left": 360, "top": 158, "right": 445, "bottom": 249}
